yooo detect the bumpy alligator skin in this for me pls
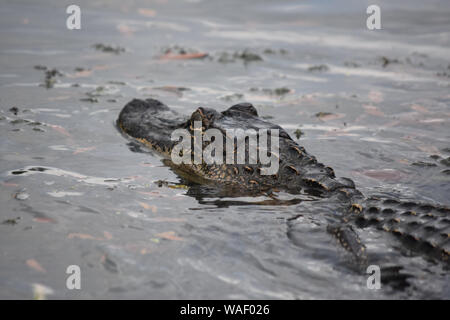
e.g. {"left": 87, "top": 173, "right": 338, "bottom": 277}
{"left": 117, "top": 98, "right": 450, "bottom": 264}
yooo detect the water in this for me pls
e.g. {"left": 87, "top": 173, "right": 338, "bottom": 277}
{"left": 0, "top": 0, "right": 449, "bottom": 299}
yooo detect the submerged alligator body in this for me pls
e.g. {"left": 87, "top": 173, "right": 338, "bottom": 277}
{"left": 117, "top": 98, "right": 450, "bottom": 266}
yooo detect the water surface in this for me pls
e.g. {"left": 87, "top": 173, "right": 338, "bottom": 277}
{"left": 0, "top": 0, "right": 449, "bottom": 299}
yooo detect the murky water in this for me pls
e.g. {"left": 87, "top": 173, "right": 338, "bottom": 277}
{"left": 0, "top": 0, "right": 449, "bottom": 299}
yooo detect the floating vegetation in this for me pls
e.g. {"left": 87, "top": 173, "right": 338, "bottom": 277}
{"left": 263, "top": 48, "right": 288, "bottom": 55}
{"left": 411, "top": 161, "right": 437, "bottom": 167}
{"left": 249, "top": 87, "right": 291, "bottom": 96}
{"left": 34, "top": 65, "right": 47, "bottom": 70}
{"left": 10, "top": 118, "right": 29, "bottom": 125}
{"left": 314, "top": 112, "right": 345, "bottom": 121}
{"left": 379, "top": 56, "right": 400, "bottom": 68}
{"left": 294, "top": 129, "right": 304, "bottom": 139}
{"left": 33, "top": 66, "right": 64, "bottom": 88}
{"left": 2, "top": 217, "right": 21, "bottom": 225}
{"left": 93, "top": 43, "right": 125, "bottom": 54}
{"left": 9, "top": 106, "right": 19, "bottom": 115}
{"left": 315, "top": 112, "right": 333, "bottom": 118}
{"left": 159, "top": 45, "right": 208, "bottom": 60}
{"left": 81, "top": 85, "right": 120, "bottom": 103}
{"left": 35, "top": 67, "right": 64, "bottom": 89}
{"left": 80, "top": 97, "right": 98, "bottom": 103}
{"left": 307, "top": 64, "right": 329, "bottom": 72}
{"left": 220, "top": 93, "right": 244, "bottom": 102}
{"left": 218, "top": 49, "right": 263, "bottom": 63}
{"left": 108, "top": 81, "right": 127, "bottom": 85}
{"left": 344, "top": 61, "right": 360, "bottom": 68}
{"left": 234, "top": 50, "right": 263, "bottom": 62}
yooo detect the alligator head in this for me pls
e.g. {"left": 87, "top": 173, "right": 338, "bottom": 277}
{"left": 117, "top": 98, "right": 355, "bottom": 196}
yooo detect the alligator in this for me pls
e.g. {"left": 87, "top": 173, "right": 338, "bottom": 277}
{"left": 117, "top": 98, "right": 450, "bottom": 267}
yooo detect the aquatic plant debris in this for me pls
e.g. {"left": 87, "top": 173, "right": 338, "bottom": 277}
{"left": 307, "top": 64, "right": 329, "bottom": 72}
{"left": 217, "top": 50, "right": 263, "bottom": 63}
{"left": 315, "top": 112, "right": 344, "bottom": 121}
{"left": 158, "top": 45, "right": 208, "bottom": 60}
{"left": 2, "top": 217, "right": 21, "bottom": 225}
{"left": 249, "top": 87, "right": 292, "bottom": 96}
{"left": 34, "top": 67, "right": 63, "bottom": 89}
{"left": 93, "top": 43, "right": 125, "bottom": 54}
{"left": 294, "top": 129, "right": 304, "bottom": 139}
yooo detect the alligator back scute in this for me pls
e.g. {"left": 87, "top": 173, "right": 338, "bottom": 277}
{"left": 354, "top": 198, "right": 450, "bottom": 263}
